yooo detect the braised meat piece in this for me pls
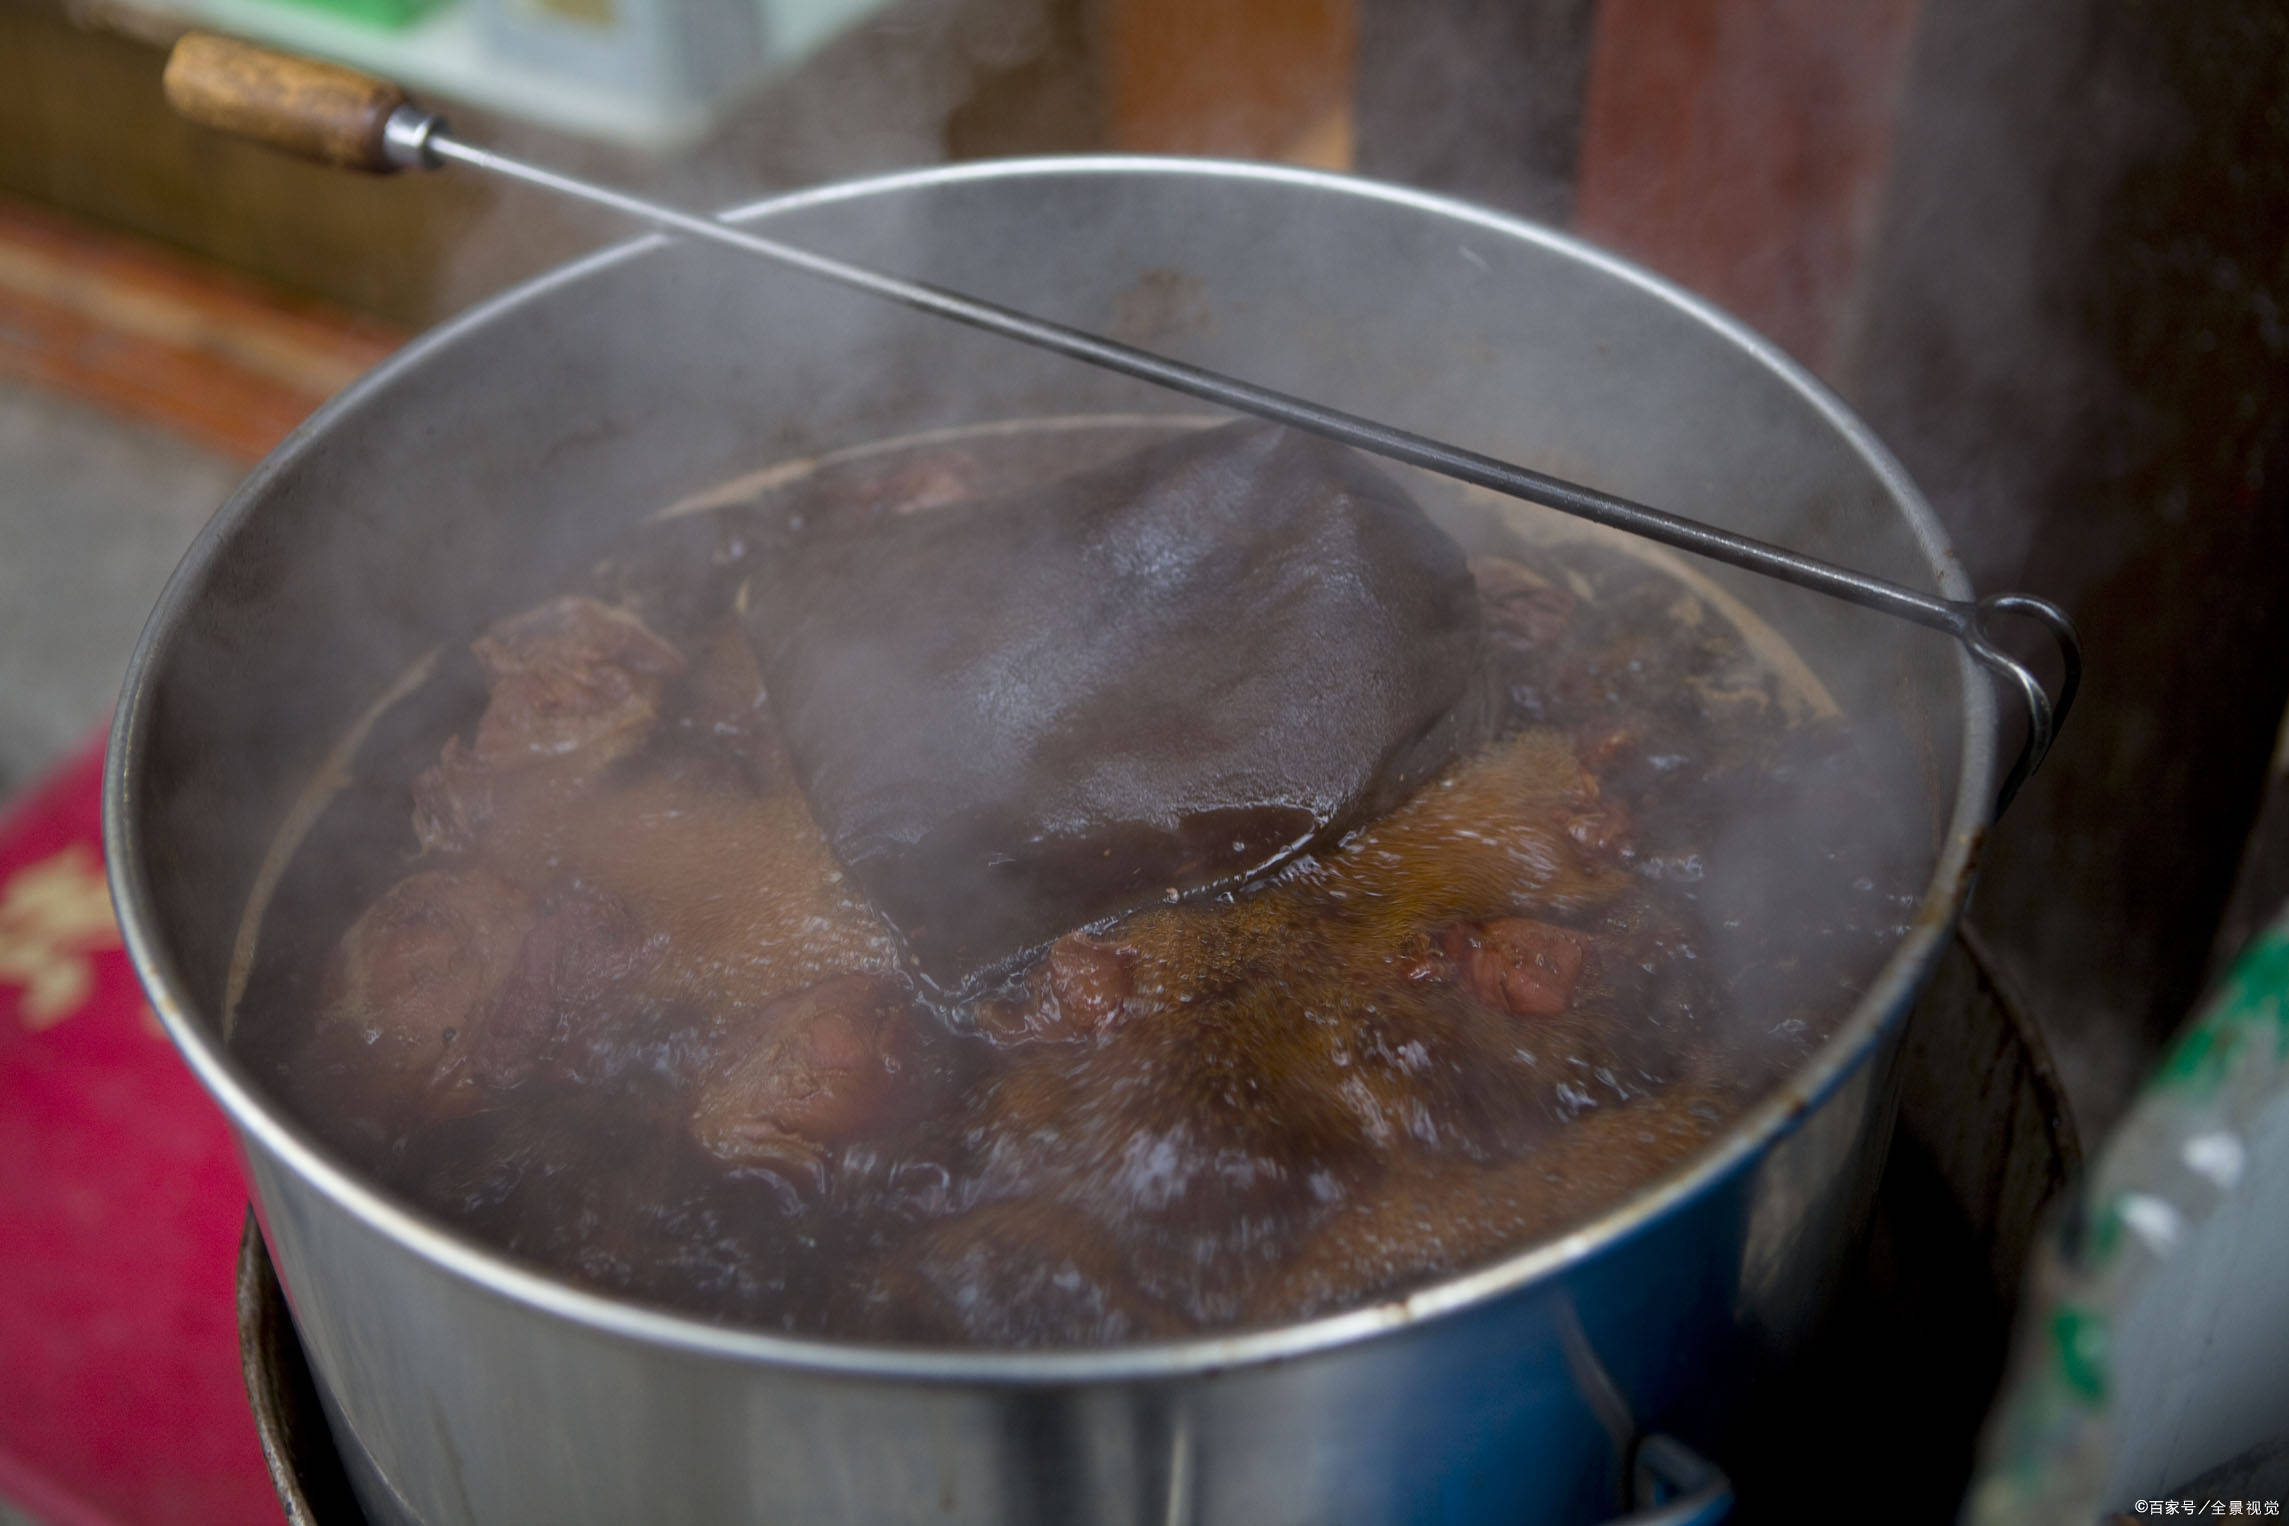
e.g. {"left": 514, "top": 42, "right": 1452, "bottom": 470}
{"left": 964, "top": 948, "right": 1639, "bottom": 1329}
{"left": 742, "top": 421, "right": 1491, "bottom": 993}
{"left": 1442, "top": 918, "right": 1587, "bottom": 1018}
{"left": 974, "top": 932, "right": 1135, "bottom": 1046}
{"left": 1039, "top": 934, "right": 1133, "bottom": 1033}
{"left": 962, "top": 729, "right": 1626, "bottom": 1030}
{"left": 312, "top": 867, "right": 534, "bottom": 1106}
{"left": 961, "top": 730, "right": 1648, "bottom": 1324}
{"left": 416, "top": 596, "right": 687, "bottom": 852}
{"left": 405, "top": 592, "right": 895, "bottom": 1011}
{"left": 469, "top": 595, "right": 685, "bottom": 768}
{"left": 471, "top": 885, "right": 660, "bottom": 1091}
{"left": 310, "top": 871, "right": 675, "bottom": 1118}
{"left": 692, "top": 975, "right": 921, "bottom": 1169}
{"left": 469, "top": 764, "right": 901, "bottom": 1012}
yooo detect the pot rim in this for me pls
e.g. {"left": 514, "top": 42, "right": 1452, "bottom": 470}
{"left": 103, "top": 153, "right": 1994, "bottom": 1384}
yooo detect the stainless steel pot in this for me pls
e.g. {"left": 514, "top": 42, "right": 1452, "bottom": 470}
{"left": 106, "top": 158, "right": 1994, "bottom": 1525}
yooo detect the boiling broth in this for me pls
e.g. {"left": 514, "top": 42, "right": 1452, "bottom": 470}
{"left": 230, "top": 419, "right": 1925, "bottom": 1345}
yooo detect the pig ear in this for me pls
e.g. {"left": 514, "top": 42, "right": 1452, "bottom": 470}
{"left": 743, "top": 421, "right": 1487, "bottom": 995}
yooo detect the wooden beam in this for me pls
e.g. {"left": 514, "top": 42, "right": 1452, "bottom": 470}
{"left": 0, "top": 194, "right": 400, "bottom": 463}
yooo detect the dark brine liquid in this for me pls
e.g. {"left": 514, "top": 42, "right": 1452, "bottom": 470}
{"left": 231, "top": 420, "right": 1926, "bottom": 1346}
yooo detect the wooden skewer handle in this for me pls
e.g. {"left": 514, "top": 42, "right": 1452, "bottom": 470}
{"left": 163, "top": 32, "right": 412, "bottom": 174}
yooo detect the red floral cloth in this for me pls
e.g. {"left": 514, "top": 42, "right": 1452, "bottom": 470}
{"left": 0, "top": 736, "right": 274, "bottom": 1524}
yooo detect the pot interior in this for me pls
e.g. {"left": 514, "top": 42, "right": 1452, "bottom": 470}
{"left": 114, "top": 160, "right": 1986, "bottom": 1348}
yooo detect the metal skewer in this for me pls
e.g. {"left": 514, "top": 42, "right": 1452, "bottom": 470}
{"left": 162, "top": 32, "right": 2080, "bottom": 808}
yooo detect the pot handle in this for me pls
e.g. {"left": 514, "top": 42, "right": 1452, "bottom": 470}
{"left": 162, "top": 33, "right": 409, "bottom": 173}
{"left": 1964, "top": 592, "right": 2082, "bottom": 817}
{"left": 1596, "top": 1433, "right": 1732, "bottom": 1525}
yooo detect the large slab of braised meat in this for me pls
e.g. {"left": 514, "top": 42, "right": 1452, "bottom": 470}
{"left": 740, "top": 422, "right": 1491, "bottom": 994}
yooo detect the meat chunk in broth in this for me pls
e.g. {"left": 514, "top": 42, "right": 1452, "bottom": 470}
{"left": 417, "top": 598, "right": 901, "bottom": 1016}
{"left": 311, "top": 867, "right": 534, "bottom": 1109}
{"left": 415, "top": 595, "right": 686, "bottom": 853}
{"left": 470, "top": 767, "right": 900, "bottom": 1013}
{"left": 468, "top": 595, "right": 685, "bottom": 769}
{"left": 692, "top": 975, "right": 921, "bottom": 1169}
{"left": 951, "top": 729, "right": 1656, "bottom": 1326}
{"left": 1443, "top": 918, "right": 1588, "bottom": 1018}
{"left": 973, "top": 932, "right": 1135, "bottom": 1046}
{"left": 471, "top": 885, "right": 660, "bottom": 1092}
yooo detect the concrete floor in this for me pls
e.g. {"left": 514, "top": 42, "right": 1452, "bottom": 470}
{"left": 0, "top": 378, "right": 240, "bottom": 798}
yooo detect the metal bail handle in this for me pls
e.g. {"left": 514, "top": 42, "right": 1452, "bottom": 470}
{"left": 166, "top": 30, "right": 2085, "bottom": 823}
{"left": 1600, "top": 1434, "right": 1733, "bottom": 1525}
{"left": 1561, "top": 1294, "right": 1734, "bottom": 1525}
{"left": 389, "top": 107, "right": 2097, "bottom": 829}
{"left": 1957, "top": 591, "right": 2083, "bottom": 816}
